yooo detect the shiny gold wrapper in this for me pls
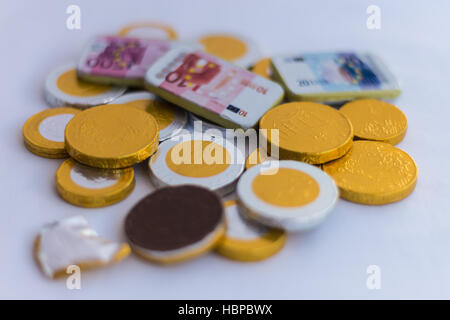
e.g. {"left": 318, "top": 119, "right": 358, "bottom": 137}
{"left": 65, "top": 104, "right": 159, "bottom": 168}
{"left": 323, "top": 140, "right": 418, "bottom": 204}
{"left": 56, "top": 158, "right": 135, "bottom": 208}
{"left": 260, "top": 102, "right": 354, "bottom": 164}
{"left": 23, "top": 107, "right": 81, "bottom": 158}
{"left": 340, "top": 99, "right": 407, "bottom": 145}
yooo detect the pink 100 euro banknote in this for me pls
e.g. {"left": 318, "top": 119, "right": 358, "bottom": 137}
{"left": 77, "top": 35, "right": 178, "bottom": 86}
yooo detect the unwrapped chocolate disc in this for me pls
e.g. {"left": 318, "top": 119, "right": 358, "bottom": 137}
{"left": 125, "top": 185, "right": 225, "bottom": 264}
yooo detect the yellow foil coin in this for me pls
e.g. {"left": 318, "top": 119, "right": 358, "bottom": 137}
{"left": 130, "top": 99, "right": 175, "bottom": 130}
{"left": 165, "top": 140, "right": 231, "bottom": 178}
{"left": 216, "top": 200, "right": 286, "bottom": 262}
{"left": 113, "top": 91, "right": 187, "bottom": 141}
{"left": 323, "top": 140, "right": 417, "bottom": 205}
{"left": 260, "top": 102, "right": 354, "bottom": 164}
{"left": 237, "top": 160, "right": 338, "bottom": 231}
{"left": 65, "top": 104, "right": 159, "bottom": 168}
{"left": 56, "top": 69, "right": 111, "bottom": 97}
{"left": 149, "top": 135, "right": 244, "bottom": 196}
{"left": 251, "top": 58, "right": 272, "bottom": 79}
{"left": 45, "top": 63, "right": 126, "bottom": 109}
{"left": 252, "top": 168, "right": 320, "bottom": 207}
{"left": 196, "top": 33, "right": 261, "bottom": 68}
{"left": 23, "top": 107, "right": 81, "bottom": 158}
{"left": 118, "top": 22, "right": 178, "bottom": 40}
{"left": 199, "top": 35, "right": 247, "bottom": 60}
{"left": 56, "top": 158, "right": 135, "bottom": 208}
{"left": 339, "top": 99, "right": 407, "bottom": 145}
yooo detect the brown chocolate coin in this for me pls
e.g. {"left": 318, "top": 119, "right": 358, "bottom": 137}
{"left": 125, "top": 185, "right": 225, "bottom": 264}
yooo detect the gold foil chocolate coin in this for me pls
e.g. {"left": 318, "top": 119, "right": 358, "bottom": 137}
{"left": 23, "top": 107, "right": 81, "bottom": 158}
{"left": 65, "top": 104, "right": 159, "bottom": 168}
{"left": 56, "top": 158, "right": 135, "bottom": 208}
{"left": 113, "top": 91, "right": 187, "bottom": 141}
{"left": 339, "top": 99, "right": 407, "bottom": 145}
{"left": 323, "top": 140, "right": 417, "bottom": 204}
{"left": 259, "top": 102, "right": 353, "bottom": 164}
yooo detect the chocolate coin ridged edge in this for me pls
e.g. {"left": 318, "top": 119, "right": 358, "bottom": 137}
{"left": 260, "top": 102, "right": 354, "bottom": 164}
{"left": 55, "top": 158, "right": 135, "bottom": 208}
{"left": 323, "top": 141, "right": 418, "bottom": 205}
{"left": 339, "top": 99, "right": 407, "bottom": 145}
{"left": 64, "top": 104, "right": 159, "bottom": 169}
{"left": 23, "top": 107, "right": 81, "bottom": 158}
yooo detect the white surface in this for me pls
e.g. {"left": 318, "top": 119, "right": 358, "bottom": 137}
{"left": 1, "top": 0, "right": 449, "bottom": 299}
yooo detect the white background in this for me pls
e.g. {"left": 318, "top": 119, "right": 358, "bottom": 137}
{"left": 1, "top": 0, "right": 450, "bottom": 299}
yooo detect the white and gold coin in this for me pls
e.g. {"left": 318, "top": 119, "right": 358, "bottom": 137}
{"left": 189, "top": 113, "right": 249, "bottom": 166}
{"left": 237, "top": 160, "right": 338, "bottom": 231}
{"left": 56, "top": 158, "right": 135, "bottom": 208}
{"left": 23, "top": 107, "right": 81, "bottom": 158}
{"left": 216, "top": 200, "right": 286, "bottom": 261}
{"left": 114, "top": 92, "right": 187, "bottom": 141}
{"left": 45, "top": 63, "right": 126, "bottom": 109}
{"left": 148, "top": 134, "right": 244, "bottom": 196}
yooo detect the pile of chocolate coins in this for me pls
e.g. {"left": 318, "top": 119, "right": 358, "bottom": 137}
{"left": 23, "top": 22, "right": 417, "bottom": 278}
